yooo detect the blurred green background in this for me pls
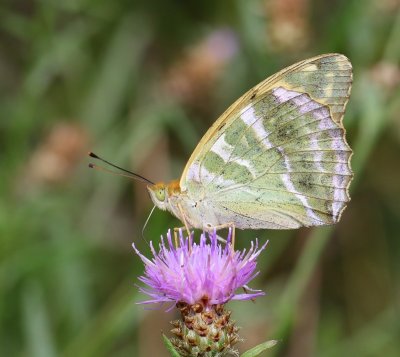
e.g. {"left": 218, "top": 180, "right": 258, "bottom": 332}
{"left": 1, "top": 0, "right": 399, "bottom": 356}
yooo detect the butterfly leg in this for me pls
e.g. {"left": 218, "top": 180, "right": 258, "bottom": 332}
{"left": 177, "top": 204, "right": 191, "bottom": 237}
{"left": 206, "top": 222, "right": 236, "bottom": 248}
{"left": 173, "top": 227, "right": 185, "bottom": 247}
{"left": 177, "top": 203, "right": 192, "bottom": 249}
{"left": 242, "top": 286, "right": 256, "bottom": 303}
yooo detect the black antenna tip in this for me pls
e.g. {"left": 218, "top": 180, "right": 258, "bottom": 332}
{"left": 88, "top": 152, "right": 99, "bottom": 159}
{"left": 88, "top": 163, "right": 95, "bottom": 168}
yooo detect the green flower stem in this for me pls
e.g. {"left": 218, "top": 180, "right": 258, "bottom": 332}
{"left": 241, "top": 340, "right": 279, "bottom": 357}
{"left": 163, "top": 334, "right": 181, "bottom": 357}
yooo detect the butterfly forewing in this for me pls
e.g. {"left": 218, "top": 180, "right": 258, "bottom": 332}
{"left": 180, "top": 54, "right": 353, "bottom": 229}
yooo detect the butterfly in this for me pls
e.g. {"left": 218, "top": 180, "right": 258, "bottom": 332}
{"left": 94, "top": 53, "right": 353, "bottom": 233}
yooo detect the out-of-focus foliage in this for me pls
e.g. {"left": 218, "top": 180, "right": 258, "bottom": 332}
{"left": 0, "top": 0, "right": 399, "bottom": 356}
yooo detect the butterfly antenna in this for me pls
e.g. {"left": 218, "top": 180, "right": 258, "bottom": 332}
{"left": 88, "top": 152, "right": 154, "bottom": 185}
{"left": 142, "top": 205, "right": 156, "bottom": 245}
{"left": 88, "top": 163, "right": 144, "bottom": 180}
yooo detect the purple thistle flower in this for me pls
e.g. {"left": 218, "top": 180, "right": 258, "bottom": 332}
{"left": 133, "top": 229, "right": 269, "bottom": 356}
{"left": 132, "top": 229, "right": 267, "bottom": 308}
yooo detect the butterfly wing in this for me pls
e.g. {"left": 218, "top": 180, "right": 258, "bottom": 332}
{"left": 180, "top": 54, "right": 353, "bottom": 229}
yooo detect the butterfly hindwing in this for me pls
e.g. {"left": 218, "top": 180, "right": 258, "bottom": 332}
{"left": 180, "top": 54, "right": 353, "bottom": 229}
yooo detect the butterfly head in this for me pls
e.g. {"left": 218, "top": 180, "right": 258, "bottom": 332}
{"left": 147, "top": 183, "right": 168, "bottom": 210}
{"left": 147, "top": 180, "right": 181, "bottom": 211}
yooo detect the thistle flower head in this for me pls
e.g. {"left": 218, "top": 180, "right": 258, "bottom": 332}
{"left": 133, "top": 230, "right": 268, "bottom": 356}
{"left": 133, "top": 229, "right": 267, "bottom": 309}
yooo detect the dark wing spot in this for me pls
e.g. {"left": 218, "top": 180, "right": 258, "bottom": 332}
{"left": 277, "top": 127, "right": 287, "bottom": 140}
{"left": 298, "top": 174, "right": 313, "bottom": 189}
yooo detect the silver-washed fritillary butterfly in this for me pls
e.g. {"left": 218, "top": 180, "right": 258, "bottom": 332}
{"left": 147, "top": 53, "right": 353, "bottom": 231}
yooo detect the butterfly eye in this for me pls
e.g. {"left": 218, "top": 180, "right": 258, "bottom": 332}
{"left": 155, "top": 188, "right": 165, "bottom": 202}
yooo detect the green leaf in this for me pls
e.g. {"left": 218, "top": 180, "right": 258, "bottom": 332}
{"left": 241, "top": 340, "right": 279, "bottom": 357}
{"left": 162, "top": 334, "right": 181, "bottom": 357}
